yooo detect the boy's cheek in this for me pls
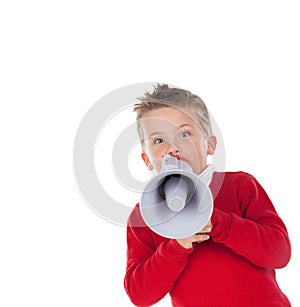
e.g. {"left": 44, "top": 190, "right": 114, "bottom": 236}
{"left": 150, "top": 158, "right": 163, "bottom": 173}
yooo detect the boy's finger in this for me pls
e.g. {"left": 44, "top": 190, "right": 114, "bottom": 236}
{"left": 195, "top": 233, "right": 210, "bottom": 242}
{"left": 197, "top": 225, "right": 212, "bottom": 234}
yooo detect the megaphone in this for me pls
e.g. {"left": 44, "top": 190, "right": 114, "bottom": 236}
{"left": 140, "top": 154, "right": 213, "bottom": 239}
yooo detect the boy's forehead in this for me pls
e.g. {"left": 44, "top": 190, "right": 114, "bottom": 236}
{"left": 141, "top": 120, "right": 183, "bottom": 137}
{"left": 139, "top": 107, "right": 198, "bottom": 135}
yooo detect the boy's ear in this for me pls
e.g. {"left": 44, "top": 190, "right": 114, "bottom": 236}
{"left": 141, "top": 152, "right": 153, "bottom": 170}
{"left": 207, "top": 135, "right": 217, "bottom": 155}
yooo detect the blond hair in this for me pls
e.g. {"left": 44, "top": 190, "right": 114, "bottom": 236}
{"left": 133, "top": 84, "right": 213, "bottom": 142}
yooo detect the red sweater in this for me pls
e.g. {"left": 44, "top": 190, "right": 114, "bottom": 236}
{"left": 124, "top": 172, "right": 291, "bottom": 307}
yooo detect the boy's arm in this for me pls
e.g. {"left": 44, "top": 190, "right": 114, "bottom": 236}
{"left": 210, "top": 174, "right": 291, "bottom": 269}
{"left": 124, "top": 205, "right": 193, "bottom": 307}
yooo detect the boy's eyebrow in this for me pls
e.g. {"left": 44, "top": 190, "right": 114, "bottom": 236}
{"left": 146, "top": 124, "right": 195, "bottom": 138}
{"left": 148, "top": 131, "right": 165, "bottom": 138}
{"left": 178, "top": 123, "right": 194, "bottom": 129}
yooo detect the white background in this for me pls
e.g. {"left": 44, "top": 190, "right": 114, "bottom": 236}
{"left": 1, "top": 1, "right": 299, "bottom": 306}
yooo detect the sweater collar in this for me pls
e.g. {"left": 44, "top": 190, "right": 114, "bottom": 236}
{"left": 199, "top": 164, "right": 215, "bottom": 186}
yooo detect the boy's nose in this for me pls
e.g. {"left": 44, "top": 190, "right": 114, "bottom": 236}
{"left": 167, "top": 150, "right": 179, "bottom": 157}
{"left": 167, "top": 142, "right": 181, "bottom": 155}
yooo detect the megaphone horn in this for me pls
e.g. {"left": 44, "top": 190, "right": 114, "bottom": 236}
{"left": 140, "top": 155, "right": 213, "bottom": 239}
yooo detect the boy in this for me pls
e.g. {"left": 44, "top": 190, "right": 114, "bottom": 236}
{"left": 124, "top": 84, "right": 291, "bottom": 306}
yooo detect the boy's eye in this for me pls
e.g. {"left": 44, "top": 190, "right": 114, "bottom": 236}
{"left": 181, "top": 131, "right": 190, "bottom": 138}
{"left": 154, "top": 138, "right": 165, "bottom": 144}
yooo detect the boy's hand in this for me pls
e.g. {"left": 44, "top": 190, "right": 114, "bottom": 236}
{"left": 176, "top": 221, "right": 212, "bottom": 249}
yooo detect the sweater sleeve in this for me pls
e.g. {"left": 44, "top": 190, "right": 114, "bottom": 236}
{"left": 124, "top": 205, "right": 193, "bottom": 307}
{"left": 210, "top": 173, "right": 291, "bottom": 269}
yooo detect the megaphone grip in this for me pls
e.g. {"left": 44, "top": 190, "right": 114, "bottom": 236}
{"left": 164, "top": 176, "right": 189, "bottom": 213}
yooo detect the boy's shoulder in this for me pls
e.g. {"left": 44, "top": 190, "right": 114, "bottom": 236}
{"left": 212, "top": 170, "right": 256, "bottom": 183}
{"left": 127, "top": 202, "right": 147, "bottom": 228}
{"left": 210, "top": 170, "right": 260, "bottom": 195}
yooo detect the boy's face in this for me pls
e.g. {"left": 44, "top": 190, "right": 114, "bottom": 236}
{"left": 139, "top": 107, "right": 216, "bottom": 175}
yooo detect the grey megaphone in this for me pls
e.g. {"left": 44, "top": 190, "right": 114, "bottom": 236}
{"left": 140, "top": 154, "right": 214, "bottom": 239}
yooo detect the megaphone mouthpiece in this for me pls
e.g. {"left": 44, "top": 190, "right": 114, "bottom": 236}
{"left": 163, "top": 176, "right": 188, "bottom": 213}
